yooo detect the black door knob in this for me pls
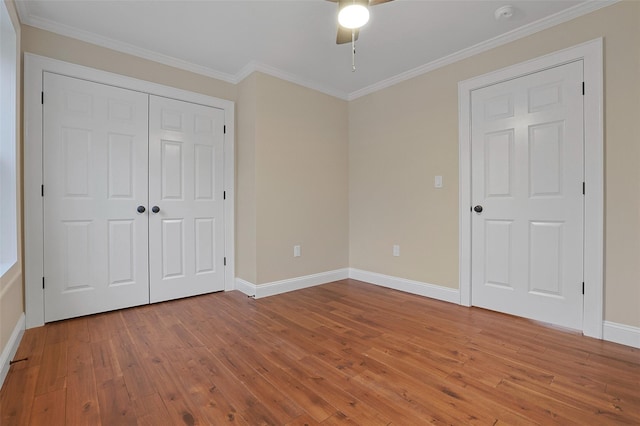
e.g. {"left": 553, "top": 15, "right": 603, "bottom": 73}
{"left": 473, "top": 205, "right": 483, "bottom": 213}
{"left": 151, "top": 206, "right": 160, "bottom": 214}
{"left": 137, "top": 205, "right": 146, "bottom": 214}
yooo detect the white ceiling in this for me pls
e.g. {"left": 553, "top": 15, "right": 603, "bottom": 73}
{"left": 16, "top": 0, "right": 613, "bottom": 99}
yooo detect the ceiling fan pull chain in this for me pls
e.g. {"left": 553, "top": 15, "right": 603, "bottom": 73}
{"left": 352, "top": 29, "right": 356, "bottom": 72}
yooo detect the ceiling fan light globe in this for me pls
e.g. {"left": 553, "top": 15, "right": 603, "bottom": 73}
{"left": 338, "top": 4, "right": 370, "bottom": 29}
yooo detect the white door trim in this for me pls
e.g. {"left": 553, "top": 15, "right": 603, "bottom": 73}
{"left": 24, "top": 53, "right": 236, "bottom": 328}
{"left": 458, "top": 39, "right": 604, "bottom": 339}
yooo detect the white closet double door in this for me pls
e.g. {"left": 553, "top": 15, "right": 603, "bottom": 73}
{"left": 43, "top": 73, "right": 225, "bottom": 322}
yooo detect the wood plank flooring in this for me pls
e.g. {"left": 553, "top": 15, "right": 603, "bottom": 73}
{"left": 2, "top": 279, "right": 639, "bottom": 425}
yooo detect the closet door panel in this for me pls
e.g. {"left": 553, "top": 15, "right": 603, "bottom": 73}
{"left": 148, "top": 96, "right": 225, "bottom": 302}
{"left": 43, "top": 72, "right": 150, "bottom": 322}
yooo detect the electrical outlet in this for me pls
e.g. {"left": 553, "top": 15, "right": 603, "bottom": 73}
{"left": 393, "top": 245, "right": 400, "bottom": 257}
{"left": 294, "top": 245, "right": 301, "bottom": 257}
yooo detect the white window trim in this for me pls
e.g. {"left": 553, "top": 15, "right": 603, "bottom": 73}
{"left": 24, "top": 53, "right": 236, "bottom": 328}
{"left": 0, "top": 0, "right": 18, "bottom": 277}
{"left": 458, "top": 38, "right": 604, "bottom": 339}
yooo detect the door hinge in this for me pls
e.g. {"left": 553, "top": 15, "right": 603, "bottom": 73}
{"left": 582, "top": 82, "right": 585, "bottom": 95}
{"left": 224, "top": 257, "right": 226, "bottom": 266}
{"left": 582, "top": 282, "right": 585, "bottom": 295}
{"left": 41, "top": 92, "right": 44, "bottom": 104}
{"left": 41, "top": 185, "right": 44, "bottom": 197}
{"left": 42, "top": 277, "right": 45, "bottom": 289}
{"left": 582, "top": 182, "right": 585, "bottom": 195}
{"left": 223, "top": 125, "right": 226, "bottom": 134}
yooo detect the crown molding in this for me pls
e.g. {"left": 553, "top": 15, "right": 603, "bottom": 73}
{"left": 17, "top": 0, "right": 619, "bottom": 101}
{"left": 18, "top": 9, "right": 349, "bottom": 100}
{"left": 13, "top": 0, "right": 29, "bottom": 27}
{"left": 347, "top": 0, "right": 620, "bottom": 100}
{"left": 17, "top": 12, "right": 237, "bottom": 83}
{"left": 235, "top": 61, "right": 349, "bottom": 100}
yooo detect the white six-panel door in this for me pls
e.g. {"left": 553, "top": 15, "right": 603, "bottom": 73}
{"left": 148, "top": 96, "right": 225, "bottom": 303}
{"left": 43, "top": 72, "right": 150, "bottom": 322}
{"left": 471, "top": 61, "right": 584, "bottom": 330}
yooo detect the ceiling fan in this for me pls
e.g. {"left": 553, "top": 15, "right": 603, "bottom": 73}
{"left": 327, "top": 0, "right": 394, "bottom": 45}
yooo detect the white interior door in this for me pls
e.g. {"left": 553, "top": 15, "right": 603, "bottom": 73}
{"left": 148, "top": 95, "right": 225, "bottom": 303}
{"left": 471, "top": 61, "right": 584, "bottom": 330}
{"left": 43, "top": 72, "right": 150, "bottom": 322}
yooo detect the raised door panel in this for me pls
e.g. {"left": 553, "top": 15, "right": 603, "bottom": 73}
{"left": 62, "top": 220, "right": 92, "bottom": 291}
{"left": 529, "top": 221, "right": 564, "bottom": 296}
{"left": 161, "top": 140, "right": 184, "bottom": 200}
{"left": 484, "top": 130, "right": 514, "bottom": 198}
{"left": 195, "top": 218, "right": 215, "bottom": 274}
{"left": 161, "top": 219, "right": 185, "bottom": 279}
{"left": 529, "top": 122, "right": 564, "bottom": 198}
{"left": 108, "top": 219, "right": 136, "bottom": 286}
{"left": 484, "top": 220, "right": 513, "bottom": 289}
{"left": 194, "top": 144, "right": 215, "bottom": 201}
{"left": 62, "top": 128, "right": 91, "bottom": 197}
{"left": 108, "top": 134, "right": 135, "bottom": 199}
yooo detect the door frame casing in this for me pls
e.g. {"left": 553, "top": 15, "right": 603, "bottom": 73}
{"left": 458, "top": 39, "right": 604, "bottom": 338}
{"left": 24, "top": 53, "right": 236, "bottom": 328}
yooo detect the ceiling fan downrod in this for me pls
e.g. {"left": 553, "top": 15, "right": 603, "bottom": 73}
{"left": 352, "top": 29, "right": 356, "bottom": 72}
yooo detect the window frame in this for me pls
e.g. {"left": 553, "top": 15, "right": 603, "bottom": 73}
{"left": 0, "top": 0, "right": 18, "bottom": 277}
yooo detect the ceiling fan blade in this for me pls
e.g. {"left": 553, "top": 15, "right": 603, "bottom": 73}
{"left": 336, "top": 27, "right": 359, "bottom": 44}
{"left": 327, "top": 0, "right": 393, "bottom": 3}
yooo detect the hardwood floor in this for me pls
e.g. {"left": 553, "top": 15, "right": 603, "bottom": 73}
{"left": 2, "top": 279, "right": 639, "bottom": 425}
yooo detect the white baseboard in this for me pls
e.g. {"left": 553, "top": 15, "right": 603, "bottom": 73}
{"left": 234, "top": 270, "right": 639, "bottom": 349}
{"left": 0, "top": 313, "right": 26, "bottom": 388}
{"left": 235, "top": 268, "right": 459, "bottom": 304}
{"left": 603, "top": 321, "right": 640, "bottom": 349}
{"left": 348, "top": 268, "right": 460, "bottom": 304}
{"left": 234, "top": 278, "right": 256, "bottom": 297}
{"left": 235, "top": 268, "right": 350, "bottom": 299}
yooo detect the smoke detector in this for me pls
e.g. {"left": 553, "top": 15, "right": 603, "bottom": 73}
{"left": 494, "top": 5, "right": 515, "bottom": 21}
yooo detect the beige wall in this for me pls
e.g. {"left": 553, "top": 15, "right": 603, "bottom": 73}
{"left": 0, "top": 269, "right": 22, "bottom": 350}
{"left": 349, "top": 74, "right": 460, "bottom": 288}
{"left": 349, "top": 1, "right": 640, "bottom": 327}
{"left": 236, "top": 73, "right": 258, "bottom": 284}
{"left": 0, "top": 0, "right": 23, "bottom": 356}
{"left": 253, "top": 73, "right": 349, "bottom": 284}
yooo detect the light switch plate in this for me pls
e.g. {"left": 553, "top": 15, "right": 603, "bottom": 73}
{"left": 434, "top": 175, "right": 443, "bottom": 188}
